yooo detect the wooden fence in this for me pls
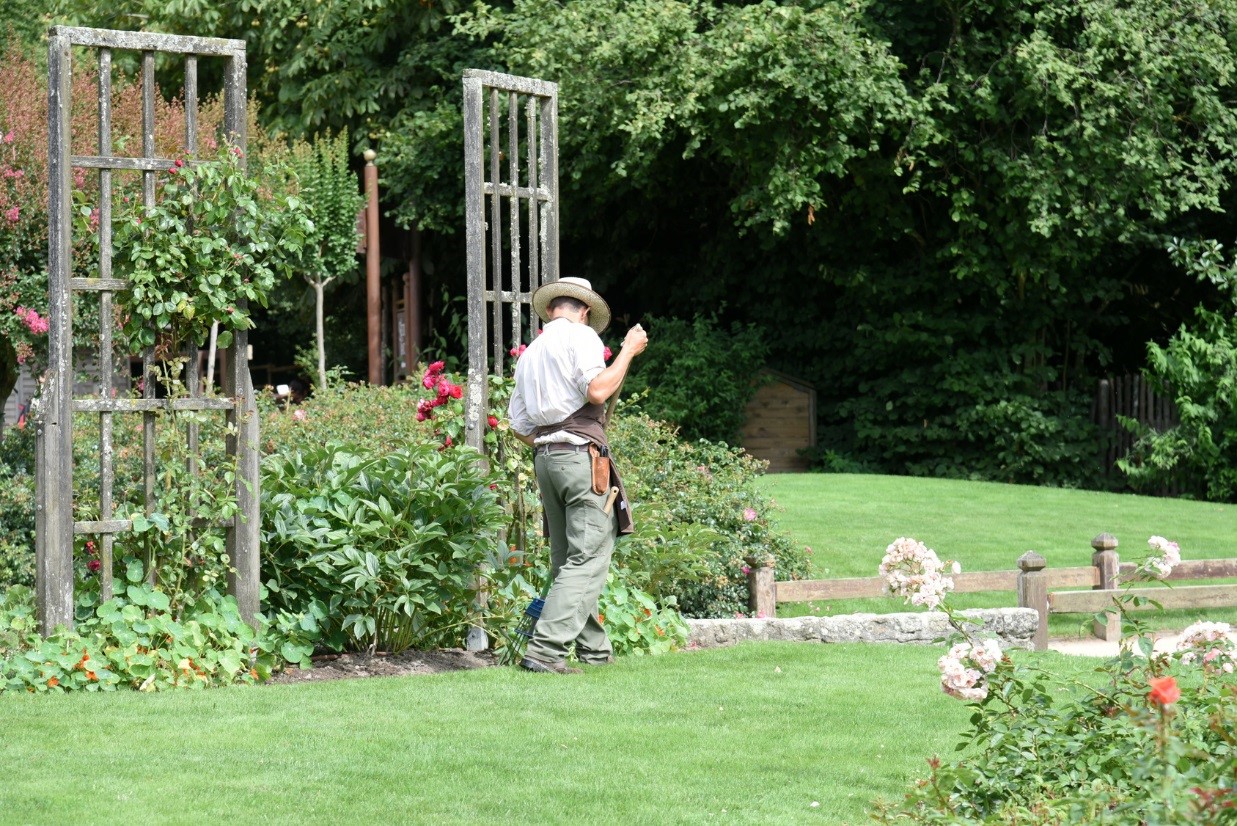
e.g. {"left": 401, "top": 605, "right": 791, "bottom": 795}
{"left": 748, "top": 534, "right": 1237, "bottom": 651}
{"left": 1094, "top": 374, "right": 1179, "bottom": 489}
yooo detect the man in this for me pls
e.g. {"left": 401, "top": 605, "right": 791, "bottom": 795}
{"left": 508, "top": 277, "right": 648, "bottom": 674}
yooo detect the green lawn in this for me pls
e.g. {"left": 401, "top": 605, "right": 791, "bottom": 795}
{"left": 5, "top": 473, "right": 1220, "bottom": 823}
{"left": 757, "top": 473, "right": 1237, "bottom": 635}
{"left": 0, "top": 641, "right": 1057, "bottom": 825}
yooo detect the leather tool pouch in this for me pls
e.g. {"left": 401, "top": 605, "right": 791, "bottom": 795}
{"left": 588, "top": 444, "right": 610, "bottom": 495}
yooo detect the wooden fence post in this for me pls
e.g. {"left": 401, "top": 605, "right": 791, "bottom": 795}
{"left": 1091, "top": 533, "right": 1121, "bottom": 642}
{"left": 1017, "top": 551, "right": 1049, "bottom": 652}
{"left": 748, "top": 562, "right": 776, "bottom": 618}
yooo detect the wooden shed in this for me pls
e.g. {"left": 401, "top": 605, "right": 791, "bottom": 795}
{"left": 741, "top": 370, "right": 816, "bottom": 472}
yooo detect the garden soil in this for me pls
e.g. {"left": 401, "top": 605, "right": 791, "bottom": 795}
{"left": 265, "top": 648, "right": 499, "bottom": 685}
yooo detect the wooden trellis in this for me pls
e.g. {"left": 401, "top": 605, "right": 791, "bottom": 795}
{"left": 462, "top": 69, "right": 560, "bottom": 454}
{"left": 37, "top": 27, "right": 258, "bottom": 634}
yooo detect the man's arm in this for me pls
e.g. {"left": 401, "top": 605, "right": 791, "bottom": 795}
{"left": 586, "top": 324, "right": 648, "bottom": 405}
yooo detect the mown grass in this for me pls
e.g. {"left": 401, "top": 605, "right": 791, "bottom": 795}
{"left": 0, "top": 641, "right": 1071, "bottom": 824}
{"left": 757, "top": 474, "right": 1237, "bottom": 635}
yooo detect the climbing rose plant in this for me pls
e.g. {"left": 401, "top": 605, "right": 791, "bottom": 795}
{"left": 113, "top": 143, "right": 312, "bottom": 354}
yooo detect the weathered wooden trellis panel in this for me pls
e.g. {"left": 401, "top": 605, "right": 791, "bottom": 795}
{"left": 37, "top": 27, "right": 258, "bottom": 634}
{"left": 462, "top": 69, "right": 559, "bottom": 453}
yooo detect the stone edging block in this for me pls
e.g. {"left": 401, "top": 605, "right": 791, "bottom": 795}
{"left": 685, "top": 608, "right": 1038, "bottom": 650}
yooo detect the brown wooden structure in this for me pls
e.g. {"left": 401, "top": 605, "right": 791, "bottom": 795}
{"left": 37, "top": 27, "right": 258, "bottom": 634}
{"left": 741, "top": 370, "right": 816, "bottom": 472}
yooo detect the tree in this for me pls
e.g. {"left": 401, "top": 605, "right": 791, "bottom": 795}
{"left": 287, "top": 132, "right": 364, "bottom": 391}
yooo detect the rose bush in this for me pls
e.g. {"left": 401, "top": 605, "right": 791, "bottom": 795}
{"left": 876, "top": 535, "right": 1237, "bottom": 822}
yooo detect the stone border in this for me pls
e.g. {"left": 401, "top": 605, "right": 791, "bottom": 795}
{"left": 686, "top": 608, "right": 1037, "bottom": 650}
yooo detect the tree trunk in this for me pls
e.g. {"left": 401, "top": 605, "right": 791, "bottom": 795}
{"left": 309, "top": 273, "right": 335, "bottom": 391}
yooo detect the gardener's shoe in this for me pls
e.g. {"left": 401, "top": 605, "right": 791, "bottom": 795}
{"left": 519, "top": 656, "right": 582, "bottom": 675}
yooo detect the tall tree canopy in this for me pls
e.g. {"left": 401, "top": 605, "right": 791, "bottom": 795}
{"left": 15, "top": 0, "right": 1237, "bottom": 485}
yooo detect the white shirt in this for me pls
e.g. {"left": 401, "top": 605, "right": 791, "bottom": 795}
{"left": 508, "top": 317, "right": 606, "bottom": 444}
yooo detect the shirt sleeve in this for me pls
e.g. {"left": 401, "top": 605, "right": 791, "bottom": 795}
{"left": 507, "top": 366, "right": 534, "bottom": 436}
{"left": 573, "top": 326, "right": 606, "bottom": 396}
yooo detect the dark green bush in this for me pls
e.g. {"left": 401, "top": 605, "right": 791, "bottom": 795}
{"left": 608, "top": 409, "right": 812, "bottom": 618}
{"left": 1121, "top": 307, "right": 1237, "bottom": 502}
{"left": 0, "top": 427, "right": 35, "bottom": 591}
{"left": 620, "top": 313, "right": 769, "bottom": 445}
{"left": 261, "top": 440, "right": 507, "bottom": 653}
{"left": 1, "top": 582, "right": 315, "bottom": 693}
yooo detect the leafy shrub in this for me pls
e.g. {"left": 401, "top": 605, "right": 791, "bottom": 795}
{"left": 1121, "top": 306, "right": 1237, "bottom": 502}
{"left": 619, "top": 313, "right": 769, "bottom": 444}
{"left": 0, "top": 582, "right": 311, "bottom": 693}
{"left": 0, "top": 427, "right": 35, "bottom": 591}
{"left": 607, "top": 410, "right": 813, "bottom": 618}
{"left": 258, "top": 381, "right": 436, "bottom": 454}
{"left": 1119, "top": 238, "right": 1237, "bottom": 502}
{"left": 954, "top": 389, "right": 1104, "bottom": 487}
{"left": 261, "top": 441, "right": 507, "bottom": 653}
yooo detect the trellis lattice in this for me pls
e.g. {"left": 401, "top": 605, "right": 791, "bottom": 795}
{"left": 36, "top": 27, "right": 259, "bottom": 634}
{"left": 462, "top": 69, "right": 560, "bottom": 454}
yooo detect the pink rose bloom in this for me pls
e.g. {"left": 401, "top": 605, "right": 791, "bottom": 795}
{"left": 743, "top": 508, "right": 758, "bottom": 522}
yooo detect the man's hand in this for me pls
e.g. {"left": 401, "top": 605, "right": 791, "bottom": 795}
{"left": 622, "top": 323, "right": 648, "bottom": 358}
{"left": 587, "top": 322, "right": 648, "bottom": 404}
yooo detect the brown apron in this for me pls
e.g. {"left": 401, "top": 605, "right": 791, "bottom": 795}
{"left": 533, "top": 402, "right": 634, "bottom": 535}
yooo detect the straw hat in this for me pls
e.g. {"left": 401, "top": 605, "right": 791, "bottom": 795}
{"left": 531, "top": 276, "right": 611, "bottom": 333}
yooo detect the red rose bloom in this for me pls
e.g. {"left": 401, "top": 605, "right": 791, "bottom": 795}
{"left": 1148, "top": 676, "right": 1180, "bottom": 706}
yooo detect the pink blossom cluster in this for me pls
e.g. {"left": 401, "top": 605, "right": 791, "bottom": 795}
{"left": 1143, "top": 535, "right": 1181, "bottom": 578}
{"left": 14, "top": 305, "right": 48, "bottom": 335}
{"left": 1175, "top": 620, "right": 1235, "bottom": 674}
{"left": 4, "top": 205, "right": 17, "bottom": 223}
{"left": 508, "top": 344, "right": 527, "bottom": 359}
{"left": 879, "top": 536, "right": 959, "bottom": 610}
{"left": 743, "top": 507, "right": 758, "bottom": 522}
{"left": 938, "top": 639, "right": 1002, "bottom": 702}
{"left": 416, "top": 360, "right": 462, "bottom": 421}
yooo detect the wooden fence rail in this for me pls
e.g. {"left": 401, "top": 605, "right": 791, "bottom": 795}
{"left": 749, "top": 534, "right": 1237, "bottom": 652}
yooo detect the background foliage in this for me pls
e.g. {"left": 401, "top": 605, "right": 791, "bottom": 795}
{"left": 619, "top": 313, "right": 769, "bottom": 445}
{"left": 19, "top": 0, "right": 1237, "bottom": 492}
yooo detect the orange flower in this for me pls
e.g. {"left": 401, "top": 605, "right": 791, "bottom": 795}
{"left": 1149, "top": 676, "right": 1181, "bottom": 706}
{"left": 598, "top": 613, "right": 605, "bottom": 624}
{"left": 86, "top": 671, "right": 97, "bottom": 682}
{"left": 46, "top": 677, "right": 59, "bottom": 688}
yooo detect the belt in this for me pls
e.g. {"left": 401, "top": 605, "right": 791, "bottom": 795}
{"left": 534, "top": 442, "right": 591, "bottom": 455}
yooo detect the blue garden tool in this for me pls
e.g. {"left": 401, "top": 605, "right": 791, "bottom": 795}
{"left": 515, "top": 595, "right": 547, "bottom": 640}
